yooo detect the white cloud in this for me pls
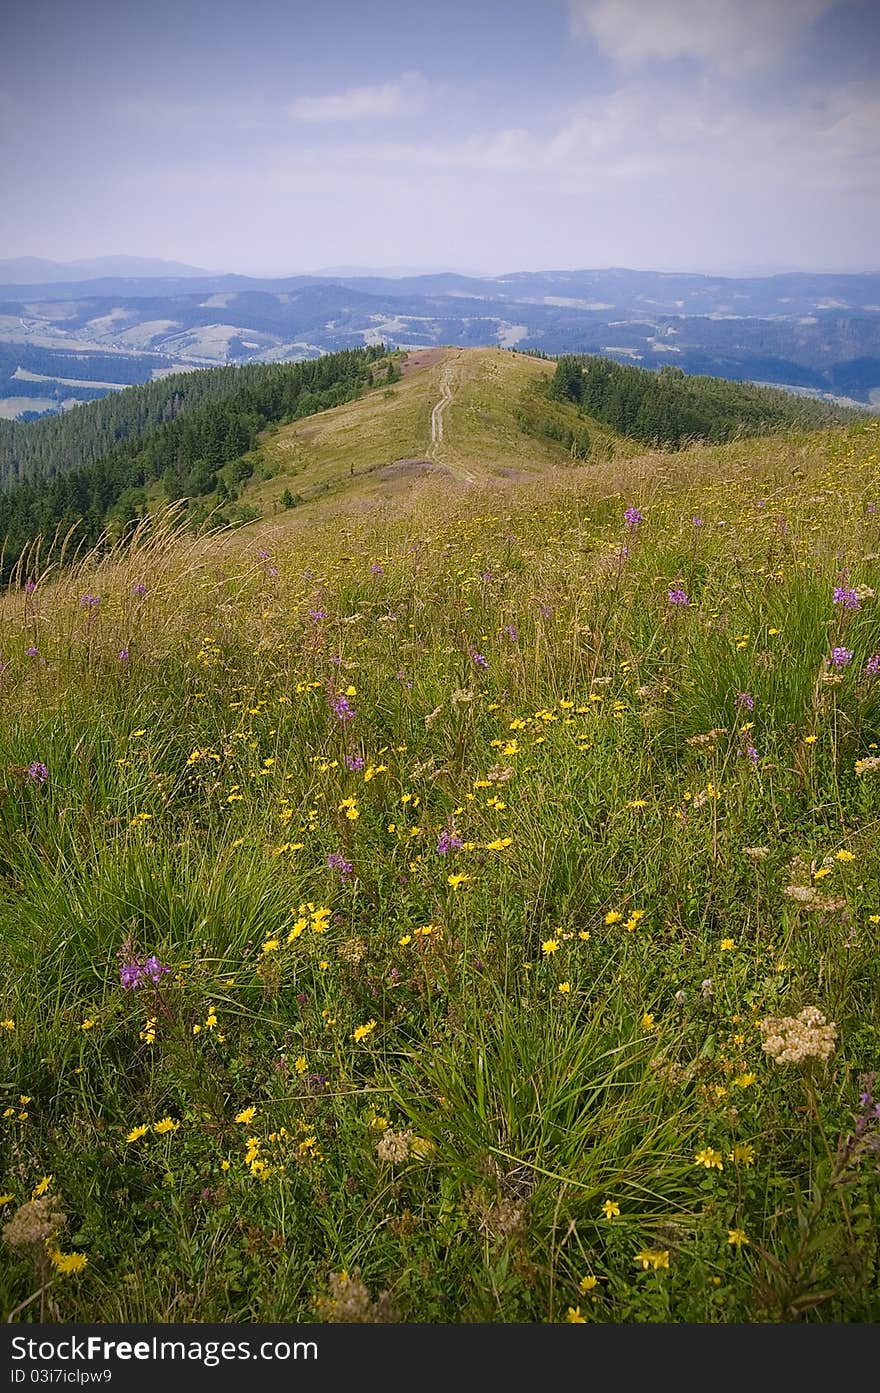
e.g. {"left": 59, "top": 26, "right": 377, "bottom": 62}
{"left": 269, "top": 71, "right": 877, "bottom": 192}
{"left": 288, "top": 71, "right": 427, "bottom": 123}
{"left": 569, "top": 0, "right": 834, "bottom": 71}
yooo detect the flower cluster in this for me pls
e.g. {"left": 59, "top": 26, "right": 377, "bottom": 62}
{"left": 119, "top": 951, "right": 170, "bottom": 991}
{"left": 833, "top": 586, "right": 860, "bottom": 609}
{"left": 331, "top": 693, "right": 355, "bottom": 722}
{"left": 759, "top": 1006, "right": 837, "bottom": 1064}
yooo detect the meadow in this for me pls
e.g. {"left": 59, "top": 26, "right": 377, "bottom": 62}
{"left": 1, "top": 416, "right": 879, "bottom": 1323}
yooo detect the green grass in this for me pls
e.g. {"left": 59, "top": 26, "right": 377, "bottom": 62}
{"left": 1, "top": 415, "right": 879, "bottom": 1323}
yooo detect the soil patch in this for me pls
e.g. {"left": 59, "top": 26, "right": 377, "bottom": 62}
{"left": 400, "top": 348, "right": 446, "bottom": 376}
{"left": 377, "top": 457, "right": 437, "bottom": 480}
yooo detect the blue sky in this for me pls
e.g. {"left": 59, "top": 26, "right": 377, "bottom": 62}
{"left": 1, "top": 0, "right": 878, "bottom": 274}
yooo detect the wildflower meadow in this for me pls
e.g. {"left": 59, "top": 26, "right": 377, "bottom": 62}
{"left": 1, "top": 417, "right": 879, "bottom": 1323}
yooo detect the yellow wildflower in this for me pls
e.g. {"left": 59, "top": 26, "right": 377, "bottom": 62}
{"left": 694, "top": 1147, "right": 724, "bottom": 1170}
{"left": 634, "top": 1249, "right": 670, "bottom": 1270}
{"left": 729, "top": 1143, "right": 755, "bottom": 1166}
{"left": 49, "top": 1250, "right": 88, "bottom": 1275}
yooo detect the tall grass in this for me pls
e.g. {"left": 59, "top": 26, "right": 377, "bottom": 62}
{"left": 1, "top": 420, "right": 879, "bottom": 1322}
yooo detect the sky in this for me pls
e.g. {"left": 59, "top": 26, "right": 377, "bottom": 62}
{"left": 1, "top": 0, "right": 878, "bottom": 276}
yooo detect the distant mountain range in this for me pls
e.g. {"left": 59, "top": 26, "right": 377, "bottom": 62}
{"left": 0, "top": 256, "right": 213, "bottom": 284}
{"left": 1, "top": 265, "right": 878, "bottom": 420}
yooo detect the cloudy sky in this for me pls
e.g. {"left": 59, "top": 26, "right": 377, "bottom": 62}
{"left": 1, "top": 0, "right": 878, "bottom": 274}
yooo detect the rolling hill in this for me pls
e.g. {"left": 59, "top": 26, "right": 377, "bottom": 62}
{"left": 1, "top": 373, "right": 878, "bottom": 1322}
{"left": 2, "top": 266, "right": 879, "bottom": 422}
{"left": 249, "top": 348, "right": 633, "bottom": 509}
{"left": 0, "top": 345, "right": 862, "bottom": 584}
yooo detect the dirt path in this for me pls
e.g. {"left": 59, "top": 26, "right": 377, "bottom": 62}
{"left": 426, "top": 354, "right": 475, "bottom": 482}
{"left": 430, "top": 374, "right": 453, "bottom": 446}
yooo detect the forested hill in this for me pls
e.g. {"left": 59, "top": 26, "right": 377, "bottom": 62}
{"left": 0, "top": 347, "right": 385, "bottom": 490}
{"left": 549, "top": 355, "right": 859, "bottom": 448}
{"left": 0, "top": 347, "right": 385, "bottom": 582}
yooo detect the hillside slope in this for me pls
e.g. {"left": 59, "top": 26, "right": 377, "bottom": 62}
{"left": 248, "top": 347, "right": 633, "bottom": 510}
{"left": 1, "top": 411, "right": 878, "bottom": 1322}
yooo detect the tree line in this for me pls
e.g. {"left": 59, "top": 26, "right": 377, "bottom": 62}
{"left": 548, "top": 355, "right": 856, "bottom": 447}
{"left": 0, "top": 347, "right": 385, "bottom": 582}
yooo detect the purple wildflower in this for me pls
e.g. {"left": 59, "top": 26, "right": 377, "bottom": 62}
{"left": 26, "top": 761, "right": 48, "bottom": 785}
{"left": 667, "top": 588, "right": 689, "bottom": 607}
{"left": 331, "top": 693, "right": 355, "bottom": 722}
{"left": 692, "top": 516, "right": 704, "bottom": 527}
{"left": 833, "top": 586, "right": 861, "bottom": 610}
{"left": 470, "top": 650, "right": 489, "bottom": 670}
{"left": 118, "top": 647, "right": 130, "bottom": 662}
{"left": 370, "top": 562, "right": 384, "bottom": 577}
{"left": 26, "top": 646, "right": 39, "bottom": 658}
{"left": 132, "top": 582, "right": 147, "bottom": 597}
{"left": 538, "top": 603, "right": 553, "bottom": 618}
{"left": 309, "top": 608, "right": 327, "bottom": 622}
{"left": 830, "top": 646, "right": 854, "bottom": 668}
{"left": 24, "top": 579, "right": 36, "bottom": 595}
{"left": 119, "top": 958, "right": 142, "bottom": 990}
{"left": 345, "top": 753, "right": 365, "bottom": 772}
{"left": 143, "top": 955, "right": 170, "bottom": 984}
{"left": 80, "top": 593, "right": 100, "bottom": 609}
{"left": 502, "top": 624, "right": 519, "bottom": 643}
{"left": 327, "top": 852, "right": 353, "bottom": 876}
{"left": 624, "top": 506, "right": 643, "bottom": 529}
{"left": 735, "top": 692, "right": 755, "bottom": 711}
{"left": 866, "top": 653, "right": 880, "bottom": 677}
{"left": 436, "top": 830, "right": 464, "bottom": 855}
{"left": 119, "top": 950, "right": 169, "bottom": 990}
{"left": 256, "top": 547, "right": 270, "bottom": 560}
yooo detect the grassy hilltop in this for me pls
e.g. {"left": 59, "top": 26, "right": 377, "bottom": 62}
{"left": 0, "top": 355, "right": 879, "bottom": 1323}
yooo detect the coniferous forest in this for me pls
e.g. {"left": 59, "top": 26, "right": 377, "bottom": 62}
{"left": 548, "top": 354, "right": 855, "bottom": 448}
{"left": 0, "top": 347, "right": 384, "bottom": 580}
